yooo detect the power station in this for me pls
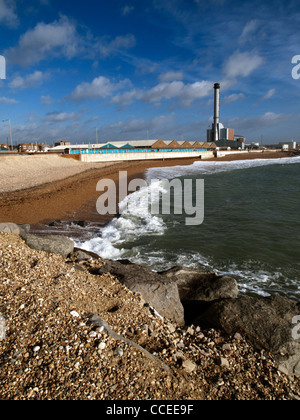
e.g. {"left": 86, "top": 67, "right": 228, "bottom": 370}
{"left": 213, "top": 83, "right": 220, "bottom": 142}
{"left": 207, "top": 83, "right": 246, "bottom": 148}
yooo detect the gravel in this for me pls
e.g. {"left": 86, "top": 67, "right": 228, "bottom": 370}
{"left": 0, "top": 155, "right": 113, "bottom": 193}
{"left": 0, "top": 232, "right": 300, "bottom": 400}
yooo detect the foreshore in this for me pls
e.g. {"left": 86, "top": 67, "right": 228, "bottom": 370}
{"left": 0, "top": 150, "right": 294, "bottom": 226}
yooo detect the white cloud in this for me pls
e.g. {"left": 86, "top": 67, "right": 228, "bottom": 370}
{"left": 40, "top": 95, "right": 53, "bottom": 105}
{"left": 122, "top": 5, "right": 134, "bottom": 16}
{"left": 258, "top": 88, "right": 276, "bottom": 102}
{"left": 68, "top": 76, "right": 131, "bottom": 102}
{"left": 0, "top": 96, "right": 18, "bottom": 104}
{"left": 0, "top": 0, "right": 18, "bottom": 28}
{"left": 111, "top": 80, "right": 212, "bottom": 107}
{"left": 5, "top": 16, "right": 81, "bottom": 66}
{"left": 101, "top": 114, "right": 175, "bottom": 138}
{"left": 227, "top": 111, "right": 289, "bottom": 131}
{"left": 222, "top": 93, "right": 245, "bottom": 104}
{"left": 97, "top": 34, "right": 136, "bottom": 58}
{"left": 224, "top": 50, "right": 263, "bottom": 79}
{"left": 44, "top": 111, "right": 78, "bottom": 123}
{"left": 159, "top": 71, "right": 184, "bottom": 82}
{"left": 9, "top": 70, "right": 48, "bottom": 89}
{"left": 239, "top": 20, "right": 259, "bottom": 44}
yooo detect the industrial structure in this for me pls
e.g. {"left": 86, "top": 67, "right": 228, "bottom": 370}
{"left": 207, "top": 83, "right": 246, "bottom": 149}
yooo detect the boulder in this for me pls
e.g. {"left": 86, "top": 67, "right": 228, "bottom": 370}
{"left": 195, "top": 295, "right": 300, "bottom": 377}
{"left": 0, "top": 222, "right": 21, "bottom": 236}
{"left": 0, "top": 223, "right": 30, "bottom": 236}
{"left": 72, "top": 247, "right": 102, "bottom": 262}
{"left": 21, "top": 233, "right": 74, "bottom": 258}
{"left": 93, "top": 259, "right": 185, "bottom": 326}
{"left": 161, "top": 266, "right": 239, "bottom": 301}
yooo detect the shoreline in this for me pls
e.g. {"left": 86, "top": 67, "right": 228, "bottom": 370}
{"left": 0, "top": 150, "right": 295, "bottom": 228}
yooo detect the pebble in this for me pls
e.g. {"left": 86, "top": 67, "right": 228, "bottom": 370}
{"left": 182, "top": 359, "right": 197, "bottom": 373}
{"left": 219, "top": 357, "right": 230, "bottom": 369}
{"left": 98, "top": 342, "right": 106, "bottom": 351}
{"left": 70, "top": 311, "right": 80, "bottom": 318}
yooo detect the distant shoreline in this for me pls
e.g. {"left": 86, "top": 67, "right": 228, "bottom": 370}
{"left": 0, "top": 150, "right": 295, "bottom": 227}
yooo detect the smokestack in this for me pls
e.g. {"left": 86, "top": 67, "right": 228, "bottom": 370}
{"left": 213, "top": 83, "right": 220, "bottom": 142}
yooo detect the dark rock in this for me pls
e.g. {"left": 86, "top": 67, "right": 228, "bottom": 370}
{"left": 195, "top": 295, "right": 300, "bottom": 377}
{"left": 72, "top": 247, "right": 101, "bottom": 262}
{"left": 73, "top": 220, "right": 89, "bottom": 228}
{"left": 21, "top": 233, "right": 74, "bottom": 258}
{"left": 161, "top": 266, "right": 239, "bottom": 301}
{"left": 48, "top": 220, "right": 62, "bottom": 227}
{"left": 95, "top": 259, "right": 185, "bottom": 326}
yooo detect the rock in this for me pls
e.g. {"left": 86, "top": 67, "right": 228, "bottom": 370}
{"left": 18, "top": 224, "right": 31, "bottom": 235}
{"left": 72, "top": 247, "right": 100, "bottom": 262}
{"left": 98, "top": 342, "right": 106, "bottom": 350}
{"left": 0, "top": 223, "right": 21, "bottom": 236}
{"left": 182, "top": 359, "right": 197, "bottom": 373}
{"left": 160, "top": 266, "right": 239, "bottom": 302}
{"left": 93, "top": 259, "right": 185, "bottom": 326}
{"left": 70, "top": 311, "right": 80, "bottom": 318}
{"left": 195, "top": 295, "right": 300, "bottom": 377}
{"left": 21, "top": 233, "right": 74, "bottom": 258}
{"left": 219, "top": 357, "right": 230, "bottom": 369}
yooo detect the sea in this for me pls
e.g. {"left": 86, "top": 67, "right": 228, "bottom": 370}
{"left": 77, "top": 156, "right": 300, "bottom": 301}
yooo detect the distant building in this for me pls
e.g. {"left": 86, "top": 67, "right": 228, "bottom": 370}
{"left": 54, "top": 141, "right": 71, "bottom": 147}
{"left": 18, "top": 143, "right": 45, "bottom": 153}
{"left": 49, "top": 139, "right": 217, "bottom": 154}
{"left": 278, "top": 141, "right": 297, "bottom": 150}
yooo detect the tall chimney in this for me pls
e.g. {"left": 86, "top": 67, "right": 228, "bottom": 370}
{"left": 213, "top": 83, "right": 220, "bottom": 142}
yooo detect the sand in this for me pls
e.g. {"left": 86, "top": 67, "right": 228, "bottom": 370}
{"left": 0, "top": 154, "right": 116, "bottom": 194}
{"left": 0, "top": 150, "right": 296, "bottom": 226}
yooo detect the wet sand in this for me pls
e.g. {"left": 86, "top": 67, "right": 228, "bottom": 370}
{"left": 0, "top": 150, "right": 295, "bottom": 227}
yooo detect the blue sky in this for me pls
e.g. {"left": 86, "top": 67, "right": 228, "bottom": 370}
{"left": 0, "top": 0, "right": 300, "bottom": 145}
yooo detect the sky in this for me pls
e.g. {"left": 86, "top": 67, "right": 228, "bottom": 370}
{"left": 0, "top": 0, "right": 300, "bottom": 145}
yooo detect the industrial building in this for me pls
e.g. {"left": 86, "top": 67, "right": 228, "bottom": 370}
{"left": 207, "top": 83, "right": 246, "bottom": 149}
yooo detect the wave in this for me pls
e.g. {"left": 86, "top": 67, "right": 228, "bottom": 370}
{"left": 76, "top": 179, "right": 167, "bottom": 259}
{"left": 146, "top": 155, "right": 300, "bottom": 180}
{"left": 76, "top": 155, "right": 300, "bottom": 299}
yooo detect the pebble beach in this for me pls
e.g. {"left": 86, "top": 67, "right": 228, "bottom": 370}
{"left": 0, "top": 233, "right": 300, "bottom": 400}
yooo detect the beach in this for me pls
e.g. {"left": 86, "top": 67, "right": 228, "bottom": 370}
{"left": 1, "top": 150, "right": 300, "bottom": 400}
{"left": 0, "top": 150, "right": 293, "bottom": 226}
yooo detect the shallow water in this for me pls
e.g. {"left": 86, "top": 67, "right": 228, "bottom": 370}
{"left": 77, "top": 156, "right": 300, "bottom": 300}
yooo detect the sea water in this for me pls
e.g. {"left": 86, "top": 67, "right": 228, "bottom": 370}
{"left": 77, "top": 156, "right": 300, "bottom": 300}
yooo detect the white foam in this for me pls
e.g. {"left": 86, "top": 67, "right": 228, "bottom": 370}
{"left": 146, "top": 155, "right": 300, "bottom": 180}
{"left": 76, "top": 179, "right": 167, "bottom": 259}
